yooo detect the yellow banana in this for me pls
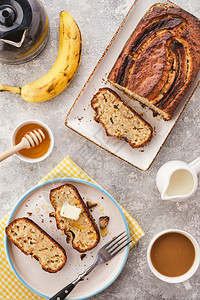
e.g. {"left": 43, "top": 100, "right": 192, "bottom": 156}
{"left": 0, "top": 11, "right": 82, "bottom": 102}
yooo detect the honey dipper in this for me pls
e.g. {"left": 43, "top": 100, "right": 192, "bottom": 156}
{"left": 0, "top": 129, "right": 45, "bottom": 162}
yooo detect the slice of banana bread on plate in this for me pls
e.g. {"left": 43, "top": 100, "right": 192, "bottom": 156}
{"left": 5, "top": 217, "right": 67, "bottom": 273}
{"left": 50, "top": 184, "right": 100, "bottom": 253}
{"left": 91, "top": 88, "right": 153, "bottom": 148}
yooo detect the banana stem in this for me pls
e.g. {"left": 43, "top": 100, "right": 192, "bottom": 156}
{"left": 0, "top": 85, "right": 21, "bottom": 95}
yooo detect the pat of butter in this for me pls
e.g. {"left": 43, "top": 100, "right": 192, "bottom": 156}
{"left": 60, "top": 203, "right": 81, "bottom": 220}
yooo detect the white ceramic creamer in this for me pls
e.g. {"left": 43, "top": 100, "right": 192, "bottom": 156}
{"left": 156, "top": 157, "right": 200, "bottom": 201}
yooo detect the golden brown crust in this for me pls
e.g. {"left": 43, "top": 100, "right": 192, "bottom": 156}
{"left": 5, "top": 217, "right": 67, "bottom": 273}
{"left": 108, "top": 3, "right": 200, "bottom": 120}
{"left": 50, "top": 184, "right": 100, "bottom": 253}
{"left": 91, "top": 88, "right": 153, "bottom": 148}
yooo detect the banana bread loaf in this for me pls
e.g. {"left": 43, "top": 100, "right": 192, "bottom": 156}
{"left": 50, "top": 184, "right": 100, "bottom": 253}
{"left": 108, "top": 3, "right": 200, "bottom": 120}
{"left": 91, "top": 88, "right": 153, "bottom": 148}
{"left": 5, "top": 217, "right": 67, "bottom": 273}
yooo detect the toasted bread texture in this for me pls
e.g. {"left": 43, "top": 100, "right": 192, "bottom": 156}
{"left": 108, "top": 3, "right": 200, "bottom": 120}
{"left": 91, "top": 88, "right": 153, "bottom": 148}
{"left": 50, "top": 184, "right": 100, "bottom": 252}
{"left": 5, "top": 217, "right": 67, "bottom": 273}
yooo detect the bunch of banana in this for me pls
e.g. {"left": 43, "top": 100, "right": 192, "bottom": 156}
{"left": 0, "top": 11, "right": 82, "bottom": 102}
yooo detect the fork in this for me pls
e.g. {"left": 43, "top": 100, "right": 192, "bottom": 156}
{"left": 50, "top": 231, "right": 131, "bottom": 300}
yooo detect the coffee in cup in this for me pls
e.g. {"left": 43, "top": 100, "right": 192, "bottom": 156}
{"left": 147, "top": 229, "right": 200, "bottom": 289}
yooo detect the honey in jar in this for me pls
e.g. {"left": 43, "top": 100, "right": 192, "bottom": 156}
{"left": 15, "top": 123, "right": 51, "bottom": 159}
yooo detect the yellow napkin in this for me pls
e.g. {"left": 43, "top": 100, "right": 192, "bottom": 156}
{"left": 0, "top": 156, "right": 144, "bottom": 300}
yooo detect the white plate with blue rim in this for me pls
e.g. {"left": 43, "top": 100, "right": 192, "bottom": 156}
{"left": 5, "top": 178, "right": 129, "bottom": 299}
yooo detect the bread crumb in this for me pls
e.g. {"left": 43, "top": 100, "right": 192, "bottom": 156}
{"left": 80, "top": 254, "right": 86, "bottom": 260}
{"left": 86, "top": 200, "right": 98, "bottom": 209}
{"left": 76, "top": 260, "right": 80, "bottom": 266}
{"left": 49, "top": 212, "right": 55, "bottom": 217}
{"left": 99, "top": 206, "right": 104, "bottom": 214}
{"left": 66, "top": 231, "right": 73, "bottom": 243}
{"left": 99, "top": 216, "right": 109, "bottom": 229}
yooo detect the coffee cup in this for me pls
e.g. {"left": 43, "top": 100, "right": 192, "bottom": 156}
{"left": 147, "top": 229, "right": 200, "bottom": 290}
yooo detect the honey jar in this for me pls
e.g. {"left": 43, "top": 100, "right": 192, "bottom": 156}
{"left": 12, "top": 120, "right": 54, "bottom": 162}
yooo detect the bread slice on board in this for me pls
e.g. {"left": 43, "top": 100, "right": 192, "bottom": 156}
{"left": 50, "top": 184, "right": 100, "bottom": 253}
{"left": 91, "top": 88, "right": 153, "bottom": 148}
{"left": 5, "top": 217, "right": 67, "bottom": 273}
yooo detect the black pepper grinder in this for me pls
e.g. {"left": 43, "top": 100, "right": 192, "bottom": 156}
{"left": 0, "top": 0, "right": 49, "bottom": 64}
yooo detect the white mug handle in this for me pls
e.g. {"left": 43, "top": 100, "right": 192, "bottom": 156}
{"left": 189, "top": 157, "right": 200, "bottom": 174}
{"left": 183, "top": 280, "right": 192, "bottom": 290}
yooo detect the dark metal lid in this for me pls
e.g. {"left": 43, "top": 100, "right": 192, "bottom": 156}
{"left": 0, "top": 0, "right": 32, "bottom": 43}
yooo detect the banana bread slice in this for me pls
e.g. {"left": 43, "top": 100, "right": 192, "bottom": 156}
{"left": 50, "top": 184, "right": 100, "bottom": 253}
{"left": 5, "top": 217, "right": 67, "bottom": 273}
{"left": 91, "top": 88, "right": 153, "bottom": 148}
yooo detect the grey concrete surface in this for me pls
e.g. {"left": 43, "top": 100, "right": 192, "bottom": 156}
{"left": 0, "top": 0, "right": 200, "bottom": 299}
